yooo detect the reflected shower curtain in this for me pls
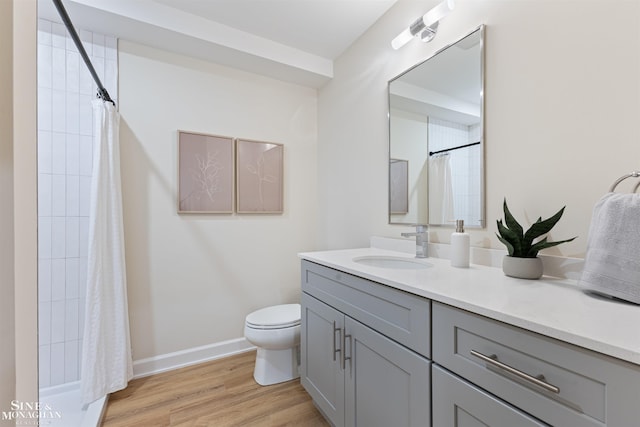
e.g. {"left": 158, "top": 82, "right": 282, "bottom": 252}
{"left": 428, "top": 154, "right": 455, "bottom": 224}
{"left": 81, "top": 100, "right": 133, "bottom": 406}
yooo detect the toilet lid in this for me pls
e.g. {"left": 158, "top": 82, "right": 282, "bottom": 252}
{"left": 245, "top": 303, "right": 301, "bottom": 329}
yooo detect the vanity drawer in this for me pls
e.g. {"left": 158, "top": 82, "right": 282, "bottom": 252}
{"left": 432, "top": 302, "right": 640, "bottom": 427}
{"left": 301, "top": 260, "right": 430, "bottom": 358}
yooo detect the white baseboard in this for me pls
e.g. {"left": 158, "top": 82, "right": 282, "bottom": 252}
{"left": 132, "top": 338, "right": 256, "bottom": 379}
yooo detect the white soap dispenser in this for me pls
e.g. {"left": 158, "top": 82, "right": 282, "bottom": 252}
{"left": 451, "top": 219, "right": 470, "bottom": 268}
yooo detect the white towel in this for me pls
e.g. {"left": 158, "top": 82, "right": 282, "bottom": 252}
{"left": 579, "top": 193, "right": 640, "bottom": 304}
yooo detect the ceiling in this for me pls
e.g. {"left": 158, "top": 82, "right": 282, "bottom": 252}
{"left": 38, "top": 0, "right": 399, "bottom": 88}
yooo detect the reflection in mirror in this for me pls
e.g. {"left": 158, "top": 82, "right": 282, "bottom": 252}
{"left": 389, "top": 25, "right": 485, "bottom": 228}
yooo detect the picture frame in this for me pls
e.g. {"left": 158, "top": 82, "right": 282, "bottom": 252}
{"left": 178, "top": 131, "right": 234, "bottom": 214}
{"left": 390, "top": 159, "right": 409, "bottom": 214}
{"left": 236, "top": 139, "right": 284, "bottom": 214}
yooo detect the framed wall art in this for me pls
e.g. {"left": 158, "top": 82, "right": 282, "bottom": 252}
{"left": 236, "top": 139, "right": 284, "bottom": 214}
{"left": 178, "top": 131, "right": 234, "bottom": 213}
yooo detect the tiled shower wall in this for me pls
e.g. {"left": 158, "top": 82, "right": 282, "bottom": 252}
{"left": 37, "top": 19, "right": 118, "bottom": 388}
{"left": 428, "top": 117, "right": 482, "bottom": 227}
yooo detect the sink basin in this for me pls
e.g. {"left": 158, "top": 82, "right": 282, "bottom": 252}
{"left": 352, "top": 256, "right": 432, "bottom": 270}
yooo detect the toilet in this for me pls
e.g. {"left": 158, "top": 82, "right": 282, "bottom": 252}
{"left": 244, "top": 303, "right": 301, "bottom": 386}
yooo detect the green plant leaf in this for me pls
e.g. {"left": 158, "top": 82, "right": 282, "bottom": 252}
{"left": 503, "top": 199, "right": 523, "bottom": 240}
{"left": 496, "top": 219, "right": 522, "bottom": 256}
{"left": 527, "top": 236, "right": 577, "bottom": 257}
{"left": 522, "top": 206, "right": 566, "bottom": 249}
{"left": 496, "top": 233, "right": 515, "bottom": 256}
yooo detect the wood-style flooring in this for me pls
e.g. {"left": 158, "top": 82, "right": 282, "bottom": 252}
{"left": 101, "top": 350, "right": 330, "bottom": 427}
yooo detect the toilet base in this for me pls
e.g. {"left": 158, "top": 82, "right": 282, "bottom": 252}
{"left": 253, "top": 346, "right": 299, "bottom": 386}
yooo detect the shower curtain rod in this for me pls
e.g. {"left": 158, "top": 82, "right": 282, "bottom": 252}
{"left": 429, "top": 141, "right": 480, "bottom": 156}
{"left": 51, "top": 0, "right": 115, "bottom": 106}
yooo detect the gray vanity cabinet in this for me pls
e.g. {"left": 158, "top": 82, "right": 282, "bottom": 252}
{"left": 300, "top": 293, "right": 345, "bottom": 425}
{"left": 300, "top": 261, "right": 431, "bottom": 427}
{"left": 432, "top": 365, "right": 547, "bottom": 427}
{"left": 432, "top": 301, "right": 640, "bottom": 427}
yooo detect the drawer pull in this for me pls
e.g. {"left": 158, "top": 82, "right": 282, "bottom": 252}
{"left": 343, "top": 332, "right": 352, "bottom": 374}
{"left": 470, "top": 349, "right": 560, "bottom": 394}
{"left": 333, "top": 321, "right": 341, "bottom": 362}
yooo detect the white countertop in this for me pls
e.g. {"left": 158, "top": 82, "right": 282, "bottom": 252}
{"left": 299, "top": 247, "right": 640, "bottom": 366}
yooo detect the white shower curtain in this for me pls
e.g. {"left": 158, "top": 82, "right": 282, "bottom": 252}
{"left": 81, "top": 100, "right": 133, "bottom": 406}
{"left": 428, "top": 154, "right": 455, "bottom": 224}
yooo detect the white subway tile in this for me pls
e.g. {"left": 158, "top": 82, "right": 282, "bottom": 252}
{"left": 65, "top": 299, "right": 79, "bottom": 341}
{"left": 78, "top": 339, "right": 84, "bottom": 368}
{"left": 66, "top": 50, "right": 79, "bottom": 93}
{"left": 106, "top": 36, "right": 117, "bottom": 60}
{"left": 51, "top": 174, "right": 66, "bottom": 217}
{"left": 38, "top": 19, "right": 52, "bottom": 45}
{"left": 39, "top": 258, "right": 52, "bottom": 302}
{"left": 66, "top": 133, "right": 80, "bottom": 175}
{"left": 78, "top": 298, "right": 86, "bottom": 339}
{"left": 51, "top": 132, "right": 66, "bottom": 174}
{"left": 51, "top": 258, "right": 66, "bottom": 301}
{"left": 79, "top": 66, "right": 93, "bottom": 96}
{"left": 66, "top": 175, "right": 80, "bottom": 217}
{"left": 52, "top": 90, "right": 66, "bottom": 133}
{"left": 66, "top": 91, "right": 80, "bottom": 135}
{"left": 79, "top": 176, "right": 92, "bottom": 217}
{"left": 66, "top": 258, "right": 79, "bottom": 299}
{"left": 92, "top": 34, "right": 105, "bottom": 58}
{"left": 105, "top": 59, "right": 118, "bottom": 101}
{"left": 39, "top": 301, "right": 52, "bottom": 345}
{"left": 79, "top": 217, "right": 89, "bottom": 257}
{"left": 51, "top": 23, "right": 66, "bottom": 49}
{"left": 66, "top": 217, "right": 79, "bottom": 258}
{"left": 64, "top": 340, "right": 79, "bottom": 382}
{"left": 39, "top": 344, "right": 51, "bottom": 388}
{"left": 38, "top": 217, "right": 52, "bottom": 259}
{"left": 79, "top": 135, "right": 93, "bottom": 176}
{"left": 79, "top": 96, "right": 93, "bottom": 136}
{"left": 38, "top": 44, "right": 52, "bottom": 89}
{"left": 38, "top": 173, "right": 52, "bottom": 217}
{"left": 38, "top": 87, "right": 52, "bottom": 131}
{"left": 52, "top": 47, "right": 65, "bottom": 90}
{"left": 51, "top": 217, "right": 66, "bottom": 259}
{"left": 79, "top": 260, "right": 87, "bottom": 301}
{"left": 38, "top": 131, "right": 53, "bottom": 173}
{"left": 51, "top": 300, "right": 65, "bottom": 343}
{"left": 50, "top": 342, "right": 65, "bottom": 386}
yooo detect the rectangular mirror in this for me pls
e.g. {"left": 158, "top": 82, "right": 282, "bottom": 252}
{"left": 389, "top": 25, "right": 485, "bottom": 228}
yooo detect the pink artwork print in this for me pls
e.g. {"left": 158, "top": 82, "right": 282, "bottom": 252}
{"left": 236, "top": 139, "right": 283, "bottom": 213}
{"left": 178, "top": 132, "right": 234, "bottom": 213}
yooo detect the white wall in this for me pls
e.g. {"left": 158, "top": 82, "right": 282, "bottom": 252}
{"left": 118, "top": 41, "right": 318, "bottom": 360}
{"left": 0, "top": 1, "right": 16, "bottom": 423}
{"left": 318, "top": 0, "right": 640, "bottom": 256}
{"left": 13, "top": 0, "right": 39, "bottom": 411}
{"left": 36, "top": 20, "right": 118, "bottom": 388}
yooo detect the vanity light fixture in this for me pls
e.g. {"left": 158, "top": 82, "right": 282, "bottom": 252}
{"left": 391, "top": 0, "right": 455, "bottom": 50}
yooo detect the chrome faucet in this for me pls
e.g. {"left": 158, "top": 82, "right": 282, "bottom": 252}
{"left": 401, "top": 225, "right": 428, "bottom": 258}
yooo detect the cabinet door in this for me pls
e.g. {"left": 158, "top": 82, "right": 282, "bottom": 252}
{"left": 432, "top": 365, "right": 548, "bottom": 427}
{"left": 344, "top": 317, "right": 430, "bottom": 427}
{"left": 301, "top": 293, "right": 345, "bottom": 427}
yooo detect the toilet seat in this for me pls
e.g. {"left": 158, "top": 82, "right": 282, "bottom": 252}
{"left": 245, "top": 303, "right": 301, "bottom": 330}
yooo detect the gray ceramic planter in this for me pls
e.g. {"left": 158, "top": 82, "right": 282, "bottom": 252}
{"left": 502, "top": 256, "right": 543, "bottom": 279}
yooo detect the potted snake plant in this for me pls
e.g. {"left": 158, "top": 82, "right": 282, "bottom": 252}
{"left": 496, "top": 199, "right": 576, "bottom": 279}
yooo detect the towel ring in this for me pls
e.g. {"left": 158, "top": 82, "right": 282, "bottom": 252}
{"left": 609, "top": 171, "right": 640, "bottom": 192}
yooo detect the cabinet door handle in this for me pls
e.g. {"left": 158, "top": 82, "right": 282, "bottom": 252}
{"left": 343, "top": 331, "right": 352, "bottom": 373}
{"left": 333, "top": 321, "right": 341, "bottom": 362}
{"left": 470, "top": 349, "right": 560, "bottom": 394}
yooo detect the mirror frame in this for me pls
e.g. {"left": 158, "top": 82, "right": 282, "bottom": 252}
{"left": 388, "top": 24, "right": 485, "bottom": 228}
